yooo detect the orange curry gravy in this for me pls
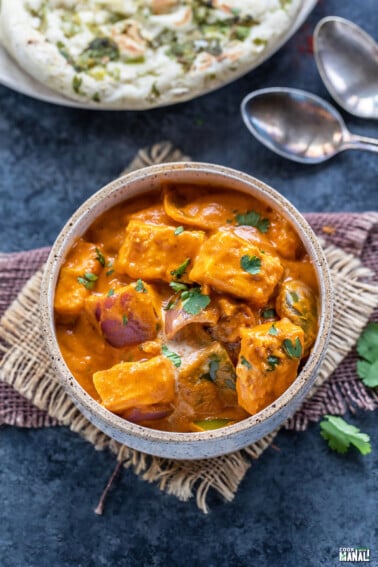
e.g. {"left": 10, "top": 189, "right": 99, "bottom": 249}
{"left": 54, "top": 184, "right": 319, "bottom": 433}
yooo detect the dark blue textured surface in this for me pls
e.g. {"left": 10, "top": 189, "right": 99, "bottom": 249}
{"left": 0, "top": 1, "right": 377, "bottom": 566}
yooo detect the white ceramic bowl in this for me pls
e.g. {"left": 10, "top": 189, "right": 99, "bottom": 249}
{"left": 40, "top": 163, "right": 333, "bottom": 459}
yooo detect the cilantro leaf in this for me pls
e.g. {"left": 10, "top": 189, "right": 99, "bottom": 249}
{"left": 107, "top": 288, "right": 115, "bottom": 297}
{"left": 357, "top": 322, "right": 378, "bottom": 364}
{"left": 290, "top": 291, "right": 299, "bottom": 303}
{"left": 135, "top": 279, "right": 147, "bottom": 293}
{"left": 72, "top": 75, "right": 82, "bottom": 94}
{"left": 356, "top": 322, "right": 378, "bottom": 387}
{"left": 162, "top": 345, "right": 181, "bottom": 368}
{"left": 95, "top": 247, "right": 105, "bottom": 267}
{"left": 77, "top": 272, "right": 98, "bottom": 290}
{"left": 240, "top": 356, "right": 252, "bottom": 369}
{"left": 201, "top": 355, "right": 220, "bottom": 382}
{"left": 84, "top": 272, "right": 98, "bottom": 281}
{"left": 171, "top": 258, "right": 190, "bottom": 280}
{"left": 282, "top": 337, "right": 302, "bottom": 359}
{"left": 181, "top": 287, "right": 210, "bottom": 315}
{"left": 169, "top": 282, "right": 188, "bottom": 293}
{"left": 285, "top": 291, "right": 303, "bottom": 316}
{"left": 357, "top": 359, "right": 378, "bottom": 388}
{"left": 240, "top": 255, "right": 261, "bottom": 275}
{"left": 267, "top": 355, "right": 280, "bottom": 371}
{"left": 320, "top": 415, "right": 371, "bottom": 455}
{"left": 235, "top": 211, "right": 270, "bottom": 233}
{"left": 174, "top": 226, "right": 185, "bottom": 235}
{"left": 122, "top": 314, "right": 128, "bottom": 326}
{"left": 268, "top": 324, "right": 278, "bottom": 336}
{"left": 163, "top": 297, "right": 179, "bottom": 311}
{"left": 262, "top": 308, "right": 276, "bottom": 319}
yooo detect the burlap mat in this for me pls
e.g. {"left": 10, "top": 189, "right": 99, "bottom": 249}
{"left": 0, "top": 142, "right": 377, "bottom": 513}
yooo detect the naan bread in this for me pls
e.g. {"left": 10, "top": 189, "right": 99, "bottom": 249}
{"left": 0, "top": 0, "right": 300, "bottom": 108}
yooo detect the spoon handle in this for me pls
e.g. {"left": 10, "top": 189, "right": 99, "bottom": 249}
{"left": 342, "top": 134, "right": 378, "bottom": 153}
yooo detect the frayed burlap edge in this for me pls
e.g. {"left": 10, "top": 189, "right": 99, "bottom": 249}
{"left": 1, "top": 142, "right": 378, "bottom": 513}
{"left": 0, "top": 240, "right": 377, "bottom": 513}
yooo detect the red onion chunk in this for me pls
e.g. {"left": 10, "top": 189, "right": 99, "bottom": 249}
{"left": 123, "top": 404, "right": 173, "bottom": 423}
{"left": 85, "top": 283, "right": 161, "bottom": 348}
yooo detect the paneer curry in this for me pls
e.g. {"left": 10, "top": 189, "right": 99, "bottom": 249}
{"left": 54, "top": 184, "right": 319, "bottom": 433}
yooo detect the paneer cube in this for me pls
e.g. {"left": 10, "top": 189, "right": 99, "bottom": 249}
{"left": 116, "top": 220, "right": 205, "bottom": 282}
{"left": 93, "top": 355, "right": 176, "bottom": 413}
{"left": 85, "top": 282, "right": 161, "bottom": 348}
{"left": 179, "top": 342, "right": 238, "bottom": 413}
{"left": 54, "top": 240, "right": 102, "bottom": 323}
{"left": 236, "top": 319, "right": 305, "bottom": 415}
{"left": 189, "top": 229, "right": 283, "bottom": 305}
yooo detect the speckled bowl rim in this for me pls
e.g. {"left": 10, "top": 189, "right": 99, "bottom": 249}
{"left": 40, "top": 162, "right": 333, "bottom": 456}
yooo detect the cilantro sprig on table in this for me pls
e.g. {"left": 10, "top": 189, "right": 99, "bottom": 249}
{"left": 320, "top": 415, "right": 371, "bottom": 455}
{"left": 356, "top": 322, "right": 378, "bottom": 387}
{"left": 319, "top": 323, "right": 377, "bottom": 456}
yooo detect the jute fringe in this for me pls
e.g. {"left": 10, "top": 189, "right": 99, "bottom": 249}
{"left": 0, "top": 142, "right": 377, "bottom": 512}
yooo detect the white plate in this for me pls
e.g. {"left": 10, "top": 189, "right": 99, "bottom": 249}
{"left": 0, "top": 0, "right": 317, "bottom": 110}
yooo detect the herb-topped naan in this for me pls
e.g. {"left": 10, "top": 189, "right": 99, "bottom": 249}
{"left": 0, "top": 0, "right": 300, "bottom": 108}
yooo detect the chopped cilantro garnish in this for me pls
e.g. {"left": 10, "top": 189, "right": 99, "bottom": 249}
{"left": 240, "top": 255, "right": 261, "bottom": 275}
{"left": 77, "top": 272, "right": 98, "bottom": 290}
{"left": 267, "top": 355, "right": 280, "bottom": 371}
{"left": 201, "top": 355, "right": 220, "bottom": 382}
{"left": 95, "top": 248, "right": 105, "bottom": 267}
{"left": 135, "top": 279, "right": 147, "bottom": 293}
{"left": 356, "top": 322, "right": 378, "bottom": 387}
{"left": 107, "top": 288, "right": 115, "bottom": 297}
{"left": 163, "top": 297, "right": 179, "bottom": 311}
{"left": 181, "top": 287, "right": 210, "bottom": 315}
{"left": 240, "top": 356, "right": 252, "bottom": 369}
{"left": 122, "top": 314, "right": 128, "bottom": 326}
{"left": 234, "top": 26, "right": 250, "bottom": 41}
{"left": 235, "top": 211, "right": 270, "bottom": 233}
{"left": 169, "top": 282, "right": 189, "bottom": 293}
{"left": 174, "top": 226, "right": 185, "bottom": 236}
{"left": 162, "top": 345, "right": 181, "bottom": 368}
{"left": 106, "top": 269, "right": 115, "bottom": 276}
{"left": 72, "top": 75, "right": 82, "bottom": 94}
{"left": 320, "top": 415, "right": 371, "bottom": 455}
{"left": 75, "top": 37, "right": 120, "bottom": 72}
{"left": 286, "top": 291, "right": 302, "bottom": 315}
{"left": 171, "top": 258, "right": 191, "bottom": 280}
{"left": 282, "top": 337, "right": 302, "bottom": 359}
{"left": 290, "top": 291, "right": 299, "bottom": 303}
{"left": 268, "top": 324, "right": 278, "bottom": 336}
{"left": 262, "top": 308, "right": 276, "bottom": 319}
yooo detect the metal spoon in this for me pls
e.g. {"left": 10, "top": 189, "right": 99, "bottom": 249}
{"left": 314, "top": 17, "right": 378, "bottom": 119}
{"left": 240, "top": 88, "right": 378, "bottom": 164}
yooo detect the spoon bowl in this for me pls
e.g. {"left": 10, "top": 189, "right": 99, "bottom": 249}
{"left": 241, "top": 88, "right": 378, "bottom": 164}
{"left": 314, "top": 17, "right": 378, "bottom": 119}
